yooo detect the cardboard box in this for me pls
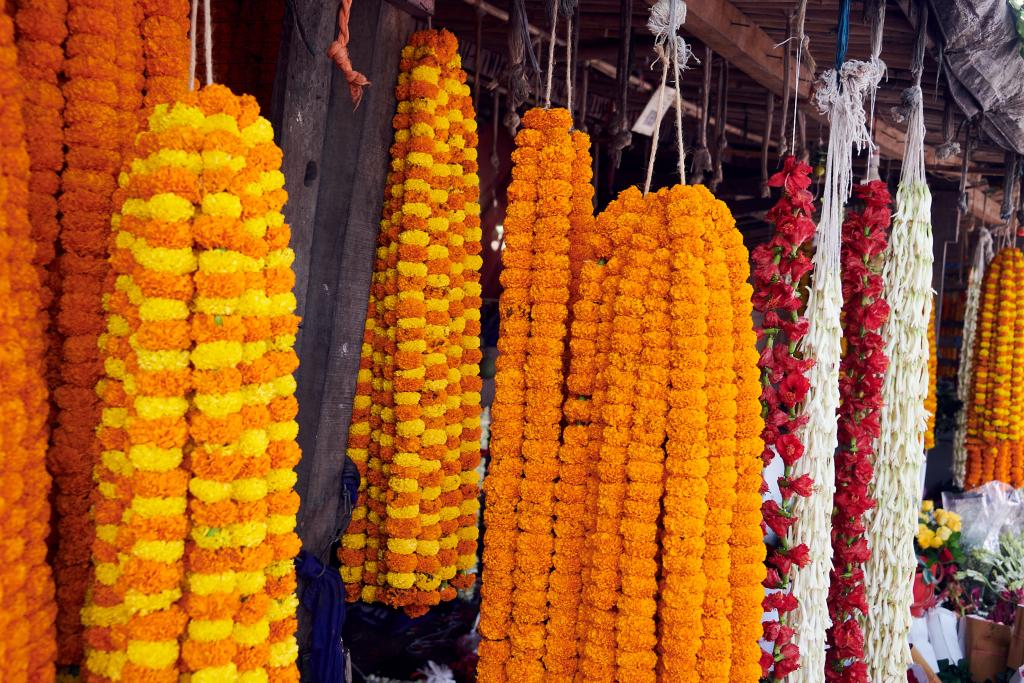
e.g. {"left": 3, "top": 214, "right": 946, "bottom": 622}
{"left": 966, "top": 615, "right": 1012, "bottom": 682}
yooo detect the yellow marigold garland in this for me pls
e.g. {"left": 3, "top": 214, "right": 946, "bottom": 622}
{"left": 925, "top": 300, "right": 937, "bottom": 451}
{"left": 0, "top": 10, "right": 58, "bottom": 679}
{"left": 965, "top": 247, "right": 1024, "bottom": 487}
{"left": 340, "top": 29, "right": 481, "bottom": 615}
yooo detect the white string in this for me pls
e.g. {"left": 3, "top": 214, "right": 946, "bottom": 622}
{"left": 790, "top": 0, "right": 806, "bottom": 155}
{"left": 672, "top": 33, "right": 685, "bottom": 183}
{"left": 188, "top": 0, "right": 199, "bottom": 90}
{"left": 204, "top": 0, "right": 213, "bottom": 85}
{"left": 188, "top": 0, "right": 214, "bottom": 89}
{"left": 644, "top": 0, "right": 690, "bottom": 193}
{"left": 544, "top": 0, "right": 558, "bottom": 108}
{"left": 643, "top": 51, "right": 670, "bottom": 195}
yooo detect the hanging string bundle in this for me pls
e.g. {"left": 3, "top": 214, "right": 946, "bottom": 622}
{"left": 953, "top": 229, "right": 995, "bottom": 487}
{"left": 327, "top": 0, "right": 371, "bottom": 107}
{"left": 864, "top": 4, "right": 936, "bottom": 677}
{"left": 784, "top": 6, "right": 882, "bottom": 676}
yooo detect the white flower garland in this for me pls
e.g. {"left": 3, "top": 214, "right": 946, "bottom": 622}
{"left": 864, "top": 82, "right": 934, "bottom": 681}
{"left": 952, "top": 229, "right": 994, "bottom": 487}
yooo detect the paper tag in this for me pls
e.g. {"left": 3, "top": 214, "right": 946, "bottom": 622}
{"left": 632, "top": 84, "right": 675, "bottom": 136}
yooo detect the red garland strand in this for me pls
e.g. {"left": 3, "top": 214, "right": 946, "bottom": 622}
{"left": 751, "top": 156, "right": 817, "bottom": 680}
{"left": 825, "top": 180, "right": 892, "bottom": 681}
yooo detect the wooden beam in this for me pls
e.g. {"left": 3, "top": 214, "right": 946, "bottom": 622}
{"left": 682, "top": 0, "right": 1003, "bottom": 226}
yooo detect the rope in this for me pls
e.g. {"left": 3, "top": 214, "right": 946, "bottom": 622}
{"left": 188, "top": 0, "right": 198, "bottom": 90}
{"left": 327, "top": 0, "right": 371, "bottom": 108}
{"left": 835, "top": 0, "right": 851, "bottom": 73}
{"left": 565, "top": 15, "right": 573, "bottom": 116}
{"left": 779, "top": 11, "right": 793, "bottom": 158}
{"left": 790, "top": 0, "right": 807, "bottom": 154}
{"left": 543, "top": 0, "right": 558, "bottom": 108}
{"left": 203, "top": 0, "right": 212, "bottom": 85}
{"left": 188, "top": 0, "right": 214, "bottom": 89}
{"left": 643, "top": 0, "right": 690, "bottom": 193}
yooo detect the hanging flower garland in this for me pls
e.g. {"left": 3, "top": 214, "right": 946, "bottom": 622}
{"left": 542, "top": 127, "right": 594, "bottom": 679}
{"left": 657, "top": 185, "right": 711, "bottom": 680}
{"left": 863, "top": 79, "right": 935, "bottom": 679}
{"left": 826, "top": 179, "right": 891, "bottom": 681}
{"left": 953, "top": 230, "right": 994, "bottom": 488}
{"left": 82, "top": 83, "right": 302, "bottom": 682}
{"left": 751, "top": 157, "right": 816, "bottom": 681}
{"left": 694, "top": 191, "right": 739, "bottom": 683}
{"left": 54, "top": 0, "right": 144, "bottom": 670}
{"left": 575, "top": 188, "right": 644, "bottom": 683}
{"left": 925, "top": 300, "right": 937, "bottom": 451}
{"left": 0, "top": 10, "right": 58, "bottom": 679}
{"left": 786, "top": 60, "right": 880, "bottom": 682}
{"left": 340, "top": 29, "right": 481, "bottom": 616}
{"left": 14, "top": 0, "right": 67, "bottom": 389}
{"left": 139, "top": 0, "right": 190, "bottom": 107}
{"left": 721, "top": 195, "right": 769, "bottom": 682}
{"left": 963, "top": 247, "right": 1024, "bottom": 488}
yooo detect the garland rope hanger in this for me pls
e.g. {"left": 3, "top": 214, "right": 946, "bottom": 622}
{"left": 643, "top": 0, "right": 691, "bottom": 194}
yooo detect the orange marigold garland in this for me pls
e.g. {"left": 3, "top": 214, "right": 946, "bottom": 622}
{"left": 657, "top": 185, "right": 711, "bottom": 682}
{"left": 13, "top": 0, "right": 67, "bottom": 387}
{"left": 925, "top": 299, "right": 937, "bottom": 451}
{"left": 56, "top": 0, "right": 141, "bottom": 671}
{"left": 505, "top": 106, "right": 574, "bottom": 679}
{"left": 695, "top": 191, "right": 739, "bottom": 683}
{"left": 0, "top": 10, "right": 58, "bottom": 679}
{"left": 543, "top": 127, "right": 595, "bottom": 679}
{"left": 139, "top": 0, "right": 190, "bottom": 107}
{"left": 340, "top": 29, "right": 481, "bottom": 615}
{"left": 720, "top": 197, "right": 768, "bottom": 682}
{"left": 965, "top": 247, "right": 1024, "bottom": 487}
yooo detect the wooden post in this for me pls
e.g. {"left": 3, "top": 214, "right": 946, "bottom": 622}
{"left": 272, "top": 0, "right": 417, "bottom": 649}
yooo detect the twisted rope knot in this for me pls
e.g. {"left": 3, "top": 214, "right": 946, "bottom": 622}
{"left": 328, "top": 0, "right": 371, "bottom": 107}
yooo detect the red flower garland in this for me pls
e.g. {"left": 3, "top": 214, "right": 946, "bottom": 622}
{"left": 751, "top": 156, "right": 816, "bottom": 680}
{"left": 825, "top": 180, "right": 891, "bottom": 681}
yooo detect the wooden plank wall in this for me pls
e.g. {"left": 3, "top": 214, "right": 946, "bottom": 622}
{"left": 271, "top": 0, "right": 417, "bottom": 634}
